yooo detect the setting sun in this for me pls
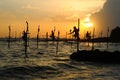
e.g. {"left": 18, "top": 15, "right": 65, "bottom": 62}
{"left": 84, "top": 17, "right": 93, "bottom": 28}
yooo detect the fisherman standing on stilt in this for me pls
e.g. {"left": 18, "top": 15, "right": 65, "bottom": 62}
{"left": 69, "top": 19, "right": 80, "bottom": 52}
{"left": 69, "top": 26, "right": 80, "bottom": 41}
{"left": 50, "top": 28, "right": 55, "bottom": 43}
{"left": 22, "top": 21, "right": 29, "bottom": 58}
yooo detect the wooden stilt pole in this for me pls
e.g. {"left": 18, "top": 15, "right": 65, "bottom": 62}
{"left": 8, "top": 25, "right": 11, "bottom": 48}
{"left": 77, "top": 18, "right": 80, "bottom": 52}
{"left": 46, "top": 32, "right": 48, "bottom": 46}
{"left": 37, "top": 25, "right": 40, "bottom": 48}
{"left": 24, "top": 21, "right": 29, "bottom": 58}
{"left": 92, "top": 27, "right": 95, "bottom": 51}
{"left": 107, "top": 27, "right": 109, "bottom": 49}
{"left": 56, "top": 31, "right": 60, "bottom": 55}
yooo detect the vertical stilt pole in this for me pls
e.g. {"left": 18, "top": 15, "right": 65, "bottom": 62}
{"left": 69, "top": 29, "right": 72, "bottom": 48}
{"left": 8, "top": 25, "right": 11, "bottom": 48}
{"left": 15, "top": 31, "right": 17, "bottom": 42}
{"left": 53, "top": 27, "right": 56, "bottom": 44}
{"left": 77, "top": 18, "right": 80, "bottom": 52}
{"left": 92, "top": 27, "right": 95, "bottom": 51}
{"left": 66, "top": 32, "right": 67, "bottom": 42}
{"left": 46, "top": 32, "right": 48, "bottom": 46}
{"left": 56, "top": 31, "right": 60, "bottom": 55}
{"left": 19, "top": 32, "right": 21, "bottom": 43}
{"left": 25, "top": 21, "right": 29, "bottom": 58}
{"left": 107, "top": 27, "right": 109, "bottom": 49}
{"left": 37, "top": 26, "right": 40, "bottom": 48}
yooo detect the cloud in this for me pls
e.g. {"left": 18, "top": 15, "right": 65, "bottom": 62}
{"left": 49, "top": 14, "right": 79, "bottom": 22}
{"left": 90, "top": 0, "right": 120, "bottom": 31}
{"left": 22, "top": 5, "right": 40, "bottom": 10}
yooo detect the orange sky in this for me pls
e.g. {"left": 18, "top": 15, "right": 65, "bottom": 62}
{"left": 0, "top": 0, "right": 106, "bottom": 38}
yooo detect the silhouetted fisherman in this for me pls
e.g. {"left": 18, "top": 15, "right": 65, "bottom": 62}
{"left": 22, "top": 31, "right": 27, "bottom": 42}
{"left": 69, "top": 19, "right": 80, "bottom": 52}
{"left": 86, "top": 31, "right": 91, "bottom": 46}
{"left": 50, "top": 30, "right": 55, "bottom": 43}
{"left": 86, "top": 31, "right": 91, "bottom": 40}
{"left": 22, "top": 21, "right": 29, "bottom": 57}
{"left": 69, "top": 26, "right": 80, "bottom": 41}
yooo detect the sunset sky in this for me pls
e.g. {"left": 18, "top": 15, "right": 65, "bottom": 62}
{"left": 0, "top": 0, "right": 106, "bottom": 38}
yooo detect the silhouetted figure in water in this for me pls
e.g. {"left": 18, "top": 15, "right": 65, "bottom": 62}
{"left": 70, "top": 26, "right": 80, "bottom": 41}
{"left": 86, "top": 31, "right": 91, "bottom": 40}
{"left": 22, "top": 21, "right": 29, "bottom": 42}
{"left": 22, "top": 21, "right": 29, "bottom": 58}
{"left": 50, "top": 30, "right": 55, "bottom": 42}
{"left": 22, "top": 30, "right": 27, "bottom": 42}
{"left": 86, "top": 31, "right": 91, "bottom": 46}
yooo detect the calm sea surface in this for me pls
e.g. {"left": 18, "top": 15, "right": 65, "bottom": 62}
{"left": 0, "top": 40, "right": 120, "bottom": 80}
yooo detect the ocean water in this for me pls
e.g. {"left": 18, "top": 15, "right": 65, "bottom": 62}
{"left": 0, "top": 40, "right": 120, "bottom": 80}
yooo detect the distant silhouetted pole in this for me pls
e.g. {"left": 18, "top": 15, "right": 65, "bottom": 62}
{"left": 66, "top": 32, "right": 68, "bottom": 42}
{"left": 77, "top": 18, "right": 80, "bottom": 52}
{"left": 15, "top": 31, "right": 17, "bottom": 42}
{"left": 69, "top": 29, "right": 72, "bottom": 48}
{"left": 92, "top": 27, "right": 95, "bottom": 51}
{"left": 46, "top": 32, "right": 48, "bottom": 41}
{"left": 107, "top": 27, "right": 109, "bottom": 49}
{"left": 56, "top": 31, "right": 60, "bottom": 54}
{"left": 25, "top": 21, "right": 29, "bottom": 57}
{"left": 8, "top": 25, "right": 11, "bottom": 48}
{"left": 37, "top": 25, "right": 40, "bottom": 48}
{"left": 19, "top": 32, "right": 21, "bottom": 43}
{"left": 46, "top": 32, "right": 48, "bottom": 46}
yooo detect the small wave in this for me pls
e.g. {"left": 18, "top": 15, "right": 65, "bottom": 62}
{"left": 0, "top": 65, "right": 61, "bottom": 79}
{"left": 57, "top": 63, "right": 84, "bottom": 71}
{"left": 54, "top": 58, "right": 69, "bottom": 61}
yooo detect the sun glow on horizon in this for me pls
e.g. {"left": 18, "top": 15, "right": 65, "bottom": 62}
{"left": 83, "top": 17, "right": 93, "bottom": 28}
